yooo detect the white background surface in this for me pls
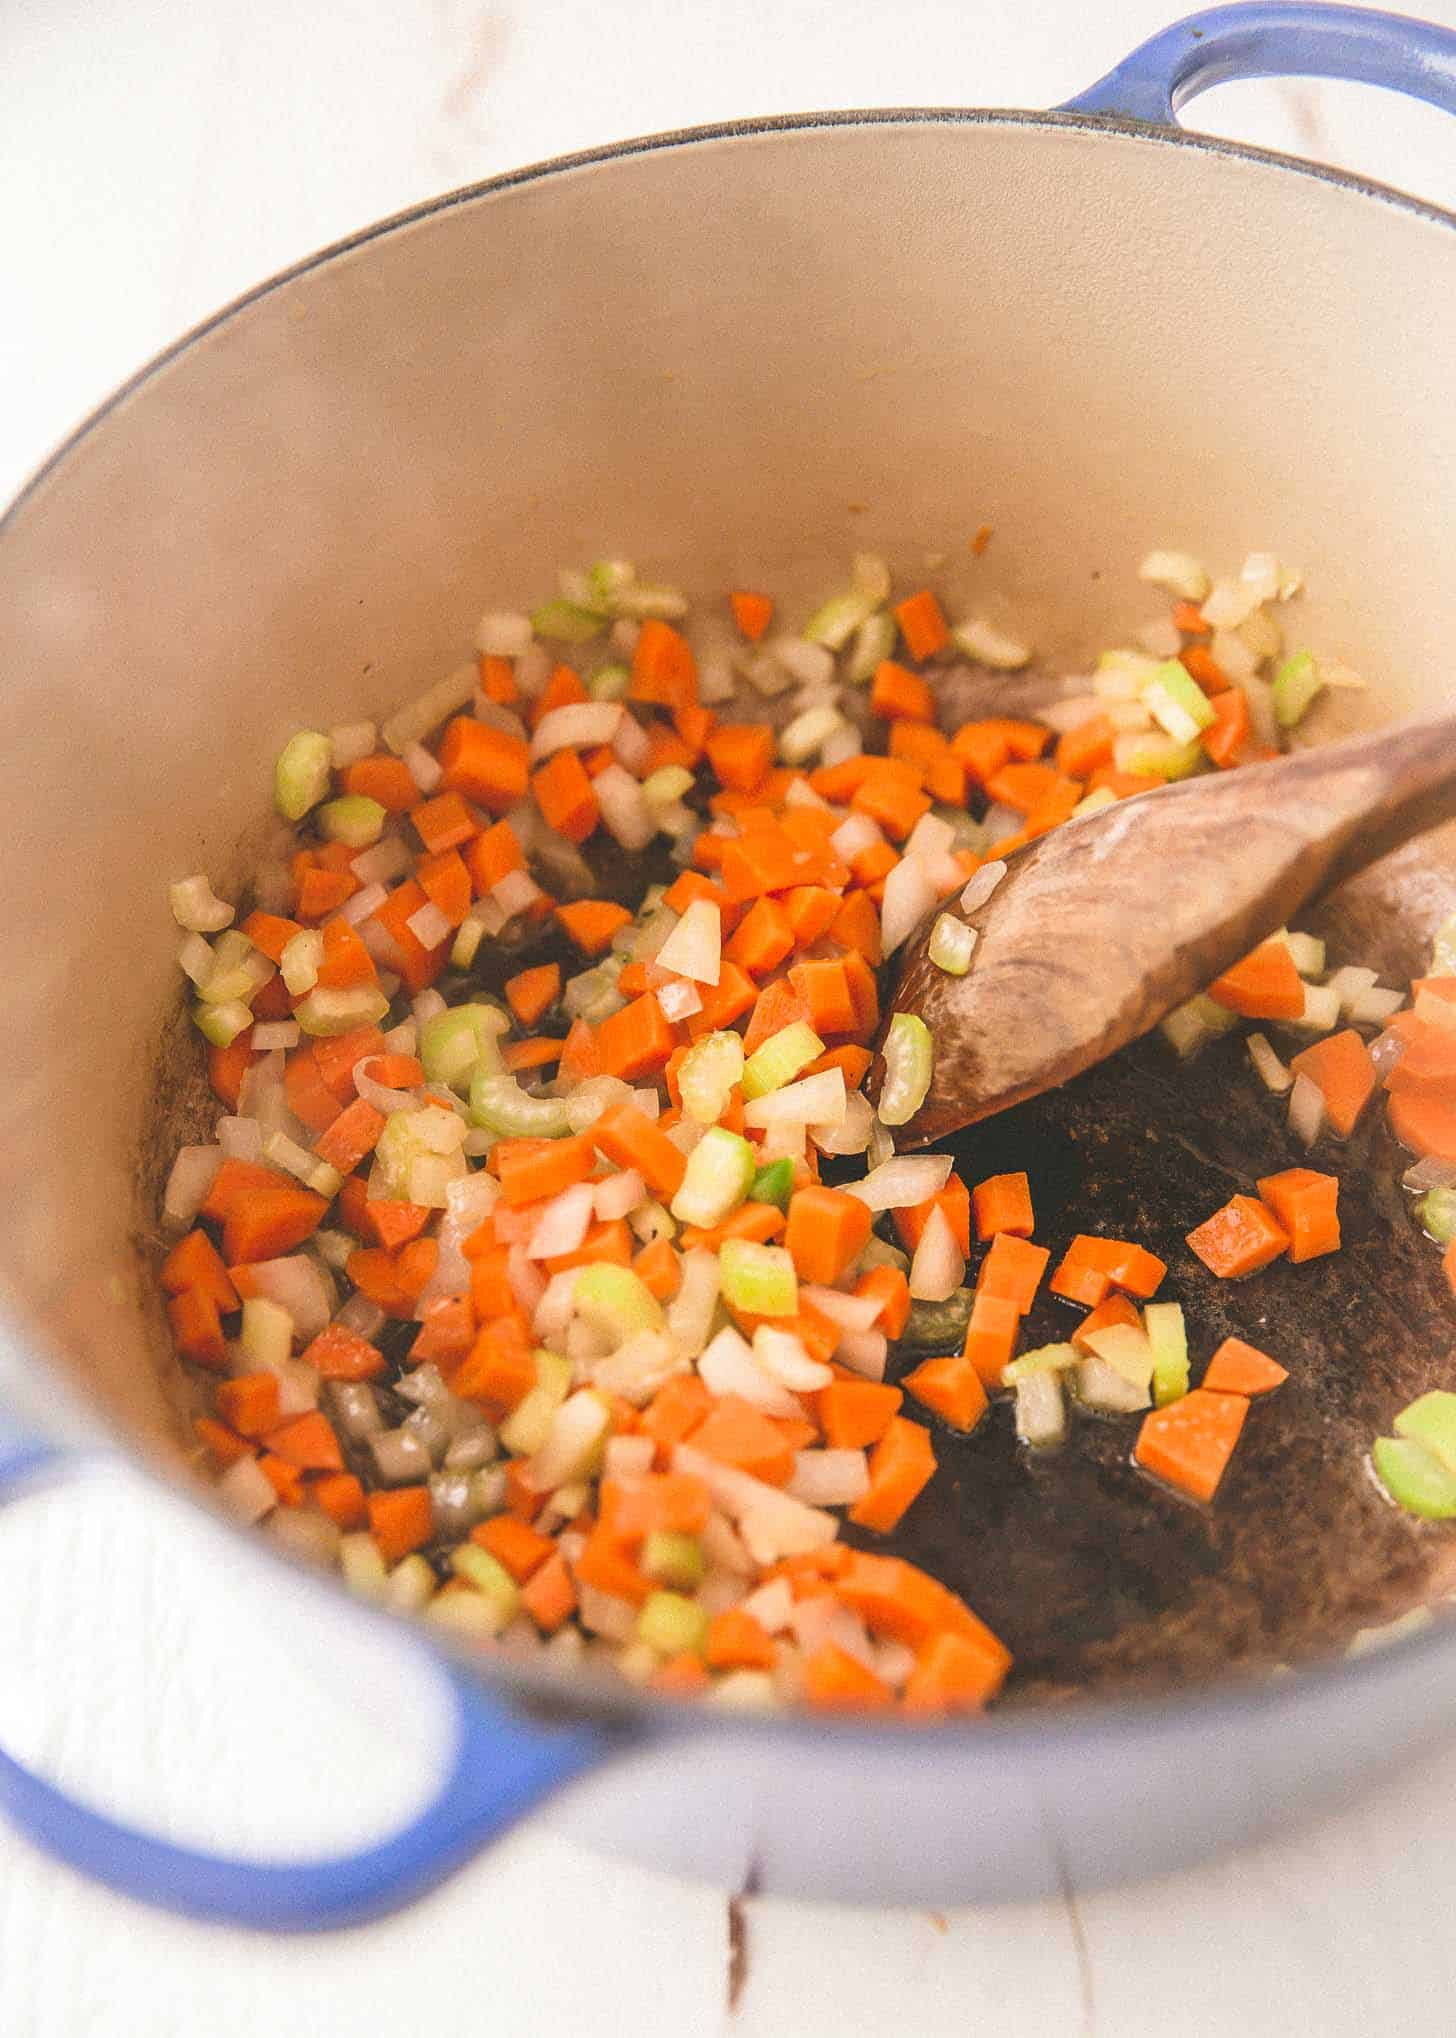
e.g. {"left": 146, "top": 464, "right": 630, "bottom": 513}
{"left": 5, "top": 2, "right": 1456, "bottom": 2032}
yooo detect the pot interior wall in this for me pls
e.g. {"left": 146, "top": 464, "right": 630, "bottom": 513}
{"left": 1, "top": 114, "right": 1453, "bottom": 1476}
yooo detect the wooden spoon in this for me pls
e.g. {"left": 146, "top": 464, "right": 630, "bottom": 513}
{"left": 883, "top": 708, "right": 1456, "bottom": 1148}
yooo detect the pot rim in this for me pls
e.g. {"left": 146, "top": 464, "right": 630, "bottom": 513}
{"left": 4, "top": 100, "right": 1454, "bottom": 1755}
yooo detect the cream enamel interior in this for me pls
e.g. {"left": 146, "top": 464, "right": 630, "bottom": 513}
{"left": 1, "top": 112, "right": 1453, "bottom": 1477}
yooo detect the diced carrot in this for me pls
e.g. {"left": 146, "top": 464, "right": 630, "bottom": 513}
{"left": 818, "top": 1379, "right": 903, "bottom": 1449}
{"left": 848, "top": 1417, "right": 937, "bottom": 1533}
{"left": 259, "top": 1454, "right": 306, "bottom": 1506}
{"left": 355, "top": 1195, "right": 431, "bottom": 1251}
{"left": 1208, "top": 938, "right": 1306, "bottom": 1021}
{"left": 894, "top": 1175, "right": 971, "bottom": 1257}
{"left": 902, "top": 1355, "right": 988, "bottom": 1433}
{"left": 1180, "top": 642, "right": 1231, "bottom": 694}
{"left": 726, "top": 896, "right": 795, "bottom": 977}
{"left": 572, "top": 1524, "right": 653, "bottom": 1603}
{"left": 640, "top": 1374, "right": 713, "bottom": 1460}
{"left": 411, "top": 789, "right": 479, "bottom": 854}
{"left": 685, "top": 961, "right": 757, "bottom": 1038}
{"left": 194, "top": 1416, "right": 253, "bottom": 1467}
{"left": 367, "top": 1486, "right": 434, "bottom": 1565}
{"left": 208, "top": 1032, "right": 257, "bottom": 1111}
{"left": 250, "top": 974, "right": 294, "bottom": 1021}
{"left": 478, "top": 652, "right": 518, "bottom": 704}
{"left": 803, "top": 1044, "right": 874, "bottom": 1092}
{"left": 630, "top": 618, "right": 698, "bottom": 712}
{"left": 223, "top": 1184, "right": 328, "bottom": 1265}
{"left": 453, "top": 1317, "right": 537, "bottom": 1410}
{"left": 729, "top": 590, "right": 774, "bottom": 643}
{"left": 312, "top": 1025, "right": 390, "bottom": 1100}
{"left": 312, "top": 1096, "right": 387, "bottom": 1173}
{"left": 370, "top": 880, "right": 449, "bottom": 994}
{"left": 314, "top": 1473, "right": 366, "bottom": 1530}
{"left": 1049, "top": 1252, "right": 1111, "bottom": 1307}
{"left": 1201, "top": 686, "right": 1251, "bottom": 768}
{"left": 410, "top": 1295, "right": 476, "bottom": 1369}
{"left": 970, "top": 1171, "right": 1034, "bottom": 1240}
{"left": 691, "top": 1396, "right": 796, "bottom": 1486}
{"left": 829, "top": 889, "right": 883, "bottom": 968}
{"left": 395, "top": 1237, "right": 439, "bottom": 1302}
{"left": 294, "top": 863, "right": 358, "bottom": 920}
{"left": 787, "top": 958, "right": 856, "bottom": 1036}
{"left": 1256, "top": 1167, "right": 1341, "bottom": 1262}
{"left": 1185, "top": 1194, "right": 1290, "bottom": 1279}
{"left": 985, "top": 760, "right": 1067, "bottom": 813}
{"left": 1444, "top": 1236, "right": 1456, "bottom": 1300}
{"left": 554, "top": 898, "right": 633, "bottom": 957}
{"left": 1287, "top": 1030, "right": 1377, "bottom": 1138}
{"left": 975, "top": 1233, "right": 1050, "bottom": 1314}
{"left": 1388, "top": 1089, "right": 1456, "bottom": 1163}
{"left": 240, "top": 910, "right": 304, "bottom": 963}
{"left": 416, "top": 847, "right": 474, "bottom": 927}
{"left": 1172, "top": 600, "right": 1208, "bottom": 635}
{"left": 519, "top": 1549, "right": 577, "bottom": 1632}
{"left": 681, "top": 1203, "right": 788, "bottom": 1256}
{"left": 264, "top": 1411, "right": 344, "bottom": 1472}
{"left": 216, "top": 1372, "right": 280, "bottom": 1439}
{"left": 313, "top": 915, "right": 378, "bottom": 992}
{"left": 503, "top": 1037, "right": 562, "bottom": 1073}
{"left": 801, "top": 1642, "right": 893, "bottom": 1711}
{"left": 706, "top": 722, "right": 774, "bottom": 793}
{"left": 1135, "top": 1389, "right": 1248, "bottom": 1503}
{"left": 1203, "top": 1336, "right": 1288, "bottom": 1396}
{"left": 532, "top": 748, "right": 599, "bottom": 844}
{"left": 543, "top": 1215, "right": 634, "bottom": 1277}
{"left": 1061, "top": 1234, "right": 1167, "bottom": 1299}
{"left": 160, "top": 1229, "right": 239, "bottom": 1316}
{"left": 472, "top": 1513, "right": 556, "bottom": 1582}
{"left": 854, "top": 1265, "right": 911, "bottom": 1340}
{"left": 504, "top": 963, "right": 561, "bottom": 1027}
{"left": 529, "top": 663, "right": 588, "bottom": 728}
{"left": 1055, "top": 714, "right": 1116, "bottom": 779}
{"left": 784, "top": 1185, "right": 872, "bottom": 1285}
{"left": 633, "top": 1236, "right": 682, "bottom": 1302}
{"left": 463, "top": 818, "right": 524, "bottom": 895}
{"left": 339, "top": 754, "right": 415, "bottom": 811}
{"left": 951, "top": 721, "right": 1012, "bottom": 788}
{"left": 903, "top": 1627, "right": 1012, "bottom": 1713}
{"left": 703, "top": 1608, "right": 776, "bottom": 1671}
{"left": 892, "top": 588, "right": 949, "bottom": 662}
{"left": 557, "top": 1018, "right": 601, "bottom": 1086}
{"left": 599, "top": 1471, "right": 712, "bottom": 1543}
{"left": 780, "top": 886, "right": 838, "bottom": 950}
{"left": 345, "top": 1247, "right": 412, "bottom": 1316}
{"left": 870, "top": 659, "right": 935, "bottom": 721}
{"left": 200, "top": 1158, "right": 287, "bottom": 1221}
{"left": 592, "top": 1102, "right": 687, "bottom": 1199}
{"left": 495, "top": 1130, "right": 597, "bottom": 1206}
{"left": 596, "top": 993, "right": 676, "bottom": 1081}
{"left": 1070, "top": 1292, "right": 1140, "bottom": 1349}
{"left": 280, "top": 1050, "right": 343, "bottom": 1137}
{"left": 850, "top": 758, "right": 931, "bottom": 841}
{"left": 436, "top": 715, "right": 530, "bottom": 813}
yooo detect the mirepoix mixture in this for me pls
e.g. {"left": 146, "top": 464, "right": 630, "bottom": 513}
{"left": 156, "top": 544, "right": 1456, "bottom": 1713}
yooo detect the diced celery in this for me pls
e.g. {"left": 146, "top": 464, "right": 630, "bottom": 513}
{"left": 1015, "top": 1370, "right": 1066, "bottom": 1448}
{"left": 671, "top": 1126, "right": 756, "bottom": 1228}
{"left": 641, "top": 1531, "right": 706, "bottom": 1591}
{"left": 928, "top": 913, "right": 976, "bottom": 976}
{"left": 1073, "top": 786, "right": 1118, "bottom": 817}
{"left": 804, "top": 590, "right": 876, "bottom": 652}
{"left": 451, "top": 916, "right": 486, "bottom": 969}
{"left": 169, "top": 876, "right": 234, "bottom": 934}
{"left": 877, "top": 1012, "right": 933, "bottom": 1128}
{"left": 1372, "top": 1435, "right": 1456, "bottom": 1519}
{"left": 294, "top": 984, "right": 392, "bottom": 1037}
{"left": 643, "top": 764, "right": 695, "bottom": 809}
{"left": 498, "top": 1349, "right": 573, "bottom": 1455}
{"left": 719, "top": 1240, "right": 797, "bottom": 1317}
{"left": 588, "top": 662, "right": 631, "bottom": 701}
{"left": 469, "top": 1071, "right": 571, "bottom": 1138}
{"left": 240, "top": 1295, "right": 293, "bottom": 1370}
{"left": 373, "top": 1106, "right": 468, "bottom": 1206}
{"left": 585, "top": 559, "right": 635, "bottom": 606}
{"left": 280, "top": 928, "right": 324, "bottom": 996}
{"left": 531, "top": 598, "right": 607, "bottom": 643}
{"left": 678, "top": 1031, "right": 746, "bottom": 1125}
{"left": 741, "top": 1021, "right": 824, "bottom": 1101}
{"left": 1141, "top": 659, "right": 1215, "bottom": 739}
{"left": 339, "top": 1533, "right": 389, "bottom": 1600}
{"left": 422, "top": 1003, "right": 507, "bottom": 1091}
{"left": 1393, "top": 1390, "right": 1456, "bottom": 1475}
{"left": 748, "top": 1156, "right": 795, "bottom": 1212}
{"left": 1144, "top": 1301, "right": 1189, "bottom": 1407}
{"left": 307, "top": 1160, "right": 343, "bottom": 1198}
{"left": 574, "top": 1264, "right": 664, "bottom": 1342}
{"left": 613, "top": 583, "right": 688, "bottom": 620}
{"left": 317, "top": 794, "right": 386, "bottom": 848}
{"left": 1001, "top": 1342, "right": 1078, "bottom": 1385}
{"left": 1121, "top": 732, "right": 1204, "bottom": 781}
{"left": 451, "top": 1543, "right": 522, "bottom": 1623}
{"left": 192, "top": 999, "right": 254, "bottom": 1047}
{"left": 1085, "top": 1322, "right": 1154, "bottom": 1387}
{"left": 529, "top": 1389, "right": 611, "bottom": 1489}
{"left": 1273, "top": 649, "right": 1323, "bottom": 728}
{"left": 637, "top": 1590, "right": 709, "bottom": 1657}
{"left": 1278, "top": 928, "right": 1327, "bottom": 977}
{"left": 846, "top": 609, "right": 898, "bottom": 684}
{"left": 426, "top": 1586, "right": 509, "bottom": 1638}
{"left": 1416, "top": 1186, "right": 1456, "bottom": 1246}
{"left": 274, "top": 730, "right": 333, "bottom": 821}
{"left": 1138, "top": 550, "right": 1210, "bottom": 602}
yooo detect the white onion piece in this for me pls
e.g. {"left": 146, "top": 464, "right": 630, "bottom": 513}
{"left": 530, "top": 702, "right": 624, "bottom": 762}
{"left": 577, "top": 1585, "right": 637, "bottom": 1641}
{"left": 655, "top": 979, "right": 703, "bottom": 1023}
{"left": 1137, "top": 616, "right": 1184, "bottom": 659}
{"left": 1369, "top": 1028, "right": 1408, "bottom": 1079}
{"left": 340, "top": 881, "right": 388, "bottom": 927}
{"left": 699, "top": 1327, "right": 801, "bottom": 1415}
{"left": 811, "top": 1090, "right": 873, "bottom": 1157}
{"left": 533, "top": 1269, "right": 585, "bottom": 1344}
{"left": 402, "top": 741, "right": 443, "bottom": 793}
{"left": 654, "top": 899, "right": 722, "bottom": 986}
{"left": 507, "top": 1245, "right": 548, "bottom": 1315}
{"left": 218, "top": 1455, "right": 276, "bottom": 1524}
{"left": 1403, "top": 1156, "right": 1456, "bottom": 1193}
{"left": 830, "top": 812, "right": 885, "bottom": 862}
{"left": 844, "top": 1153, "right": 953, "bottom": 1211}
{"left": 820, "top": 724, "right": 863, "bottom": 768}
{"left": 1246, "top": 1031, "right": 1293, "bottom": 1095}
{"left": 960, "top": 859, "right": 1007, "bottom": 914}
{"left": 981, "top": 801, "right": 1023, "bottom": 842}
{"left": 666, "top": 1249, "right": 720, "bottom": 1357}
{"left": 787, "top": 1450, "right": 870, "bottom": 1508}
{"left": 162, "top": 1145, "right": 223, "bottom": 1230}
{"left": 476, "top": 611, "right": 533, "bottom": 657}
{"left": 406, "top": 900, "right": 452, "bottom": 950}
{"left": 799, "top": 1285, "right": 882, "bottom": 1335}
{"left": 353, "top": 1058, "right": 422, "bottom": 1116}
{"left": 251, "top": 1021, "right": 300, "bottom": 1051}
{"left": 743, "top": 1069, "right": 846, "bottom": 1130}
{"left": 909, "top": 1204, "right": 964, "bottom": 1301}
{"left": 701, "top": 1510, "right": 756, "bottom": 1579}
{"left": 675, "top": 1446, "right": 837, "bottom": 1562}
{"left": 604, "top": 1434, "right": 656, "bottom": 1480}
{"left": 526, "top": 1182, "right": 595, "bottom": 1260}
{"left": 768, "top": 636, "right": 834, "bottom": 688}
{"left": 752, "top": 1326, "right": 833, "bottom": 1392}
{"left": 1326, "top": 965, "right": 1379, "bottom": 1015}
{"left": 1349, "top": 986, "right": 1406, "bottom": 1026}
{"left": 903, "top": 813, "right": 956, "bottom": 864}
{"left": 1035, "top": 693, "right": 1102, "bottom": 735}
{"left": 491, "top": 869, "right": 543, "bottom": 921}
{"left": 740, "top": 1576, "right": 795, "bottom": 1632}
{"left": 383, "top": 1020, "right": 418, "bottom": 1056}
{"left": 329, "top": 720, "right": 377, "bottom": 768}
{"left": 834, "top": 1328, "right": 889, "bottom": 1381}
{"left": 593, "top": 762, "right": 656, "bottom": 852}
{"left": 953, "top": 618, "right": 1031, "bottom": 669}
{"left": 610, "top": 713, "right": 651, "bottom": 774}
{"left": 217, "top": 1116, "right": 264, "bottom": 1162}
{"left": 241, "top": 1256, "right": 334, "bottom": 1340}
{"left": 334, "top": 1290, "right": 386, "bottom": 1344}
{"left": 1288, "top": 1072, "right": 1326, "bottom": 1148}
{"left": 594, "top": 1168, "right": 646, "bottom": 1222}
{"left": 1416, "top": 987, "right": 1456, "bottom": 1036}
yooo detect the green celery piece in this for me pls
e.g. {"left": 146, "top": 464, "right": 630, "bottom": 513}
{"left": 1273, "top": 649, "right": 1323, "bottom": 728}
{"left": 469, "top": 1071, "right": 570, "bottom": 1138}
{"left": 1144, "top": 1301, "right": 1189, "bottom": 1407}
{"left": 280, "top": 928, "right": 324, "bottom": 996}
{"left": 531, "top": 598, "right": 607, "bottom": 642}
{"left": 637, "top": 1590, "right": 709, "bottom": 1657}
{"left": 1393, "top": 1390, "right": 1456, "bottom": 1475}
{"left": 928, "top": 913, "right": 975, "bottom": 976}
{"left": 748, "top": 1157, "right": 795, "bottom": 1211}
{"left": 192, "top": 998, "right": 253, "bottom": 1047}
{"left": 588, "top": 662, "right": 631, "bottom": 701}
{"left": 1122, "top": 733, "right": 1203, "bottom": 781}
{"left": 317, "top": 794, "right": 386, "bottom": 848}
{"left": 294, "top": 984, "right": 391, "bottom": 1037}
{"left": 1001, "top": 1342, "right": 1078, "bottom": 1385}
{"left": 741, "top": 1021, "right": 824, "bottom": 1101}
{"left": 422, "top": 1003, "right": 507, "bottom": 1091}
{"left": 718, "top": 1240, "right": 797, "bottom": 1317}
{"left": 274, "top": 730, "right": 332, "bottom": 821}
{"left": 573, "top": 1264, "right": 664, "bottom": 1341}
{"left": 586, "top": 559, "right": 635, "bottom": 607}
{"left": 451, "top": 1543, "right": 522, "bottom": 1618}
{"left": 1415, "top": 1186, "right": 1456, "bottom": 1246}
{"left": 804, "top": 590, "right": 875, "bottom": 652}
{"left": 1372, "top": 1435, "right": 1456, "bottom": 1519}
{"left": 877, "top": 1012, "right": 933, "bottom": 1127}
{"left": 670, "top": 1126, "right": 755, "bottom": 1227}
{"left": 1142, "top": 659, "right": 1216, "bottom": 736}
{"left": 641, "top": 1531, "right": 705, "bottom": 1590}
{"left": 846, "top": 610, "right": 898, "bottom": 685}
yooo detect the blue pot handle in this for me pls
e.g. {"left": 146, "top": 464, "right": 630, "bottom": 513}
{"left": 1061, "top": 2, "right": 1456, "bottom": 124}
{"left": 0, "top": 1415, "right": 616, "bottom": 1930}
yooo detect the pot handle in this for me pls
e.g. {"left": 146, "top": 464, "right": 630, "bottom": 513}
{"left": 0, "top": 1413, "right": 617, "bottom": 1930}
{"left": 1061, "top": 2, "right": 1456, "bottom": 124}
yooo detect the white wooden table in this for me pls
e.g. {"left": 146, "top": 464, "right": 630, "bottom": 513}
{"left": 4, "top": 4, "right": 1456, "bottom": 2030}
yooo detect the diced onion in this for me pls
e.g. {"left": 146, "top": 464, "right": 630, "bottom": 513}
{"left": 350, "top": 837, "right": 412, "bottom": 887}
{"left": 742, "top": 1069, "right": 846, "bottom": 1129}
{"left": 844, "top": 1153, "right": 953, "bottom": 1211}
{"left": 834, "top": 1329, "right": 888, "bottom": 1381}
{"left": 381, "top": 664, "right": 477, "bottom": 755}
{"left": 218, "top": 1455, "right": 277, "bottom": 1524}
{"left": 1246, "top": 1031, "right": 1293, "bottom": 1095}
{"left": 475, "top": 611, "right": 533, "bottom": 657}
{"left": 1288, "top": 1072, "right": 1325, "bottom": 1147}
{"left": 959, "top": 860, "right": 1007, "bottom": 914}
{"left": 799, "top": 1285, "right": 882, "bottom": 1336}
{"left": 654, "top": 899, "right": 722, "bottom": 986}
{"left": 1403, "top": 1157, "right": 1456, "bottom": 1193}
{"left": 699, "top": 1327, "right": 801, "bottom": 1414}
{"left": 908, "top": 1204, "right": 964, "bottom": 1301}
{"left": 530, "top": 701, "right": 624, "bottom": 762}
{"left": 879, "top": 858, "right": 939, "bottom": 956}
{"left": 1138, "top": 550, "right": 1210, "bottom": 602}
{"left": 251, "top": 1020, "right": 300, "bottom": 1051}
{"left": 830, "top": 813, "right": 885, "bottom": 862}
{"left": 953, "top": 618, "right": 1031, "bottom": 669}
{"left": 527, "top": 1182, "right": 595, "bottom": 1260}
{"left": 928, "top": 913, "right": 976, "bottom": 976}
{"left": 593, "top": 762, "right": 656, "bottom": 852}
{"left": 752, "top": 1326, "right": 833, "bottom": 1392}
{"left": 787, "top": 1450, "right": 870, "bottom": 1508}
{"left": 656, "top": 979, "right": 703, "bottom": 1023}
{"left": 491, "top": 869, "right": 543, "bottom": 920}
{"left": 407, "top": 900, "right": 452, "bottom": 949}
{"left": 340, "top": 881, "right": 388, "bottom": 926}
{"left": 595, "top": 1168, "right": 646, "bottom": 1221}
{"left": 217, "top": 1116, "right": 264, "bottom": 1161}
{"left": 402, "top": 741, "right": 443, "bottom": 793}
{"left": 162, "top": 1145, "right": 223, "bottom": 1230}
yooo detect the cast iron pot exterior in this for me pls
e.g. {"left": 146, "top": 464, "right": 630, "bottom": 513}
{"left": 1, "top": 4, "right": 1455, "bottom": 1925}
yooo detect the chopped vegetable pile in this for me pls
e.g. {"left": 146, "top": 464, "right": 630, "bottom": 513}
{"left": 156, "top": 541, "right": 1445, "bottom": 1713}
